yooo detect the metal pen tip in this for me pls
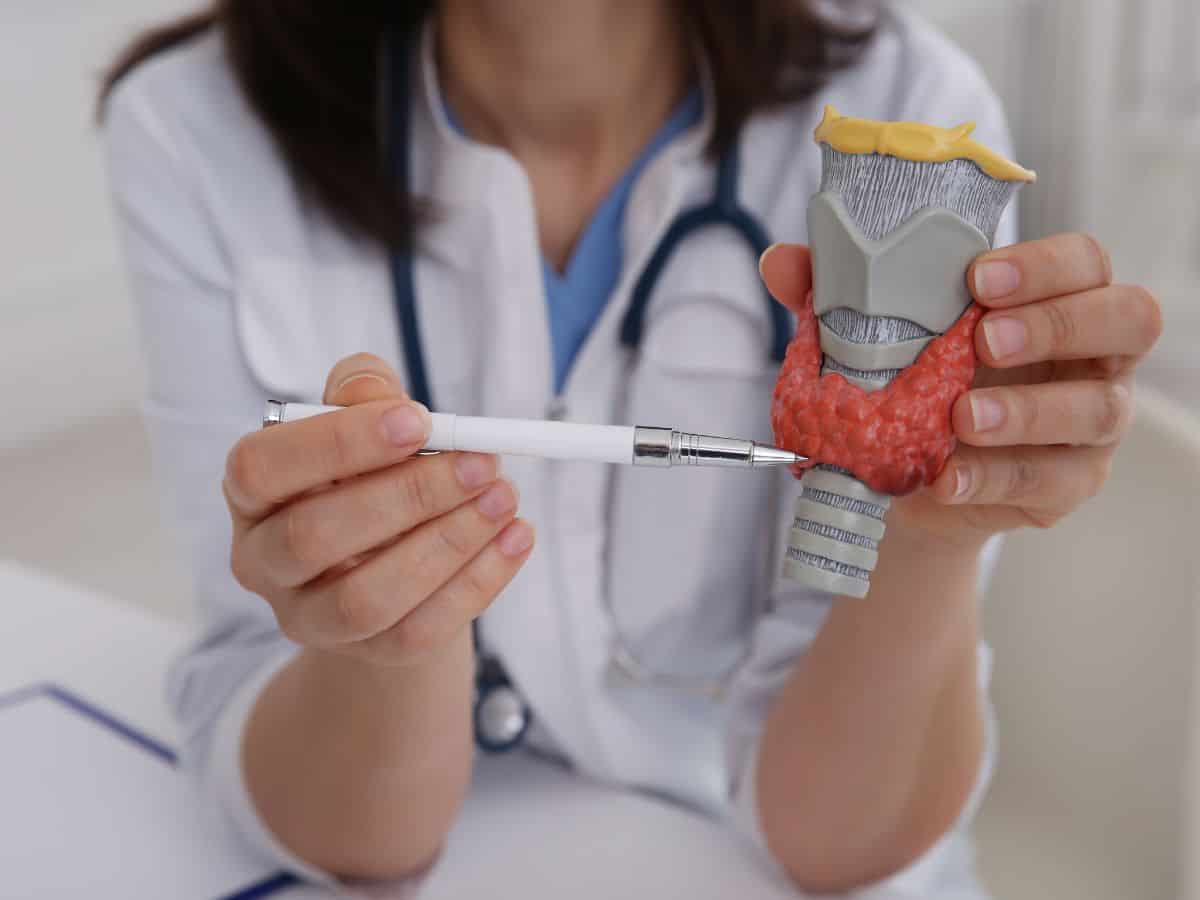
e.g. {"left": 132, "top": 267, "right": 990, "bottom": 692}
{"left": 752, "top": 444, "right": 806, "bottom": 467}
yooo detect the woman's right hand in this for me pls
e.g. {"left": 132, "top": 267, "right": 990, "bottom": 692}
{"left": 223, "top": 353, "right": 536, "bottom": 668}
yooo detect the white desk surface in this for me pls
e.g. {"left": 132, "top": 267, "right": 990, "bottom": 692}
{"left": 0, "top": 560, "right": 823, "bottom": 900}
{"left": 0, "top": 560, "right": 186, "bottom": 741}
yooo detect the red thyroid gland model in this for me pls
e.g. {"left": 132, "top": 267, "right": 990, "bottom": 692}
{"left": 771, "top": 106, "right": 1035, "bottom": 598}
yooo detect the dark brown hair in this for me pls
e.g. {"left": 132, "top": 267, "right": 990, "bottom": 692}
{"left": 99, "top": 2, "right": 879, "bottom": 249}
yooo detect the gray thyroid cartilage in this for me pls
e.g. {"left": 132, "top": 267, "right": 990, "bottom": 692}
{"left": 783, "top": 117, "right": 1028, "bottom": 599}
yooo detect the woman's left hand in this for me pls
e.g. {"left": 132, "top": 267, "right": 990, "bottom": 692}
{"left": 762, "top": 233, "right": 1163, "bottom": 551}
{"left": 903, "top": 233, "right": 1162, "bottom": 547}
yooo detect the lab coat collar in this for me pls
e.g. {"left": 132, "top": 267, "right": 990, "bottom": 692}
{"left": 410, "top": 18, "right": 718, "bottom": 267}
{"left": 409, "top": 22, "right": 522, "bottom": 267}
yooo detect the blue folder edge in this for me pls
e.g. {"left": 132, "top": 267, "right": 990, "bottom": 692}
{"left": 0, "top": 682, "right": 300, "bottom": 900}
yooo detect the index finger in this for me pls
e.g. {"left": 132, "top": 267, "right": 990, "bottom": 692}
{"left": 968, "top": 233, "right": 1113, "bottom": 309}
{"left": 224, "top": 399, "right": 432, "bottom": 520}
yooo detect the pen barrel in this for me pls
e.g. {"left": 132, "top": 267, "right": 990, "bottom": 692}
{"left": 266, "top": 402, "right": 635, "bottom": 464}
{"left": 427, "top": 414, "right": 634, "bottom": 464}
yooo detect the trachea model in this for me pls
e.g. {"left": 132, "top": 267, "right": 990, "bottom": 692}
{"left": 772, "top": 106, "right": 1035, "bottom": 598}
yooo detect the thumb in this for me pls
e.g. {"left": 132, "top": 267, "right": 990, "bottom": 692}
{"left": 323, "top": 352, "right": 410, "bottom": 406}
{"left": 759, "top": 243, "right": 813, "bottom": 317}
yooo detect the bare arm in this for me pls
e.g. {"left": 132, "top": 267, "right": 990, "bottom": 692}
{"left": 756, "top": 528, "right": 984, "bottom": 893}
{"left": 243, "top": 635, "right": 474, "bottom": 878}
{"left": 227, "top": 357, "right": 535, "bottom": 879}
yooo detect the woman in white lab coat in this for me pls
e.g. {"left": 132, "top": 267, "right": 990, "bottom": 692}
{"left": 100, "top": 1, "right": 1160, "bottom": 896}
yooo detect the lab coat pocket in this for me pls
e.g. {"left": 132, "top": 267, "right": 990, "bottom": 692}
{"left": 231, "top": 257, "right": 398, "bottom": 403}
{"left": 638, "top": 292, "right": 778, "bottom": 385}
{"left": 606, "top": 289, "right": 779, "bottom": 688}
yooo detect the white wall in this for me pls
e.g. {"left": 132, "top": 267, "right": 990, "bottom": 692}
{"left": 0, "top": 2, "right": 195, "bottom": 617}
{"left": 0, "top": 1, "right": 191, "bottom": 450}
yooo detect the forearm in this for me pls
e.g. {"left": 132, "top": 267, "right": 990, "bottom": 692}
{"left": 756, "top": 527, "right": 986, "bottom": 893}
{"left": 243, "top": 630, "right": 476, "bottom": 879}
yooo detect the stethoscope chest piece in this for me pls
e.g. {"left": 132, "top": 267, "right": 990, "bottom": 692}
{"left": 474, "top": 655, "right": 532, "bottom": 753}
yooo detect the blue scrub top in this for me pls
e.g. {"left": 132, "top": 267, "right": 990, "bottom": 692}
{"left": 444, "top": 89, "right": 704, "bottom": 392}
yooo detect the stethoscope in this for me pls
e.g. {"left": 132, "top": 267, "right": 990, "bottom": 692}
{"left": 385, "top": 29, "right": 790, "bottom": 753}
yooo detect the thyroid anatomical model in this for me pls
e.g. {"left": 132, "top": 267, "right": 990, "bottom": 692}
{"left": 772, "top": 106, "right": 1035, "bottom": 598}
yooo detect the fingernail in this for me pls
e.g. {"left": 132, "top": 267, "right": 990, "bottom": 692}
{"left": 758, "top": 243, "right": 781, "bottom": 276}
{"left": 334, "top": 371, "right": 389, "bottom": 394}
{"left": 974, "top": 260, "right": 1021, "bottom": 300}
{"left": 496, "top": 520, "right": 534, "bottom": 558}
{"left": 455, "top": 453, "right": 498, "bottom": 490}
{"left": 477, "top": 478, "right": 517, "bottom": 520}
{"left": 381, "top": 403, "right": 430, "bottom": 446}
{"left": 953, "top": 466, "right": 974, "bottom": 501}
{"left": 982, "top": 317, "right": 1028, "bottom": 359}
{"left": 969, "top": 394, "right": 1007, "bottom": 432}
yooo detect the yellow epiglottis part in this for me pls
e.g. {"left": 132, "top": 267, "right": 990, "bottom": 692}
{"left": 814, "top": 105, "right": 1037, "bottom": 183}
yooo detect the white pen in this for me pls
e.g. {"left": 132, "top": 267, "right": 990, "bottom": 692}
{"left": 263, "top": 401, "right": 804, "bottom": 470}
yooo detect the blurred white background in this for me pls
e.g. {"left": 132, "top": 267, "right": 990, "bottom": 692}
{"left": 1, "top": 0, "right": 194, "bottom": 613}
{"left": 1, "top": 2, "right": 1197, "bottom": 898}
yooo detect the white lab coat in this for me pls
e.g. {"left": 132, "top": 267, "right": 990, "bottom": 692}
{"left": 104, "top": 7, "right": 1014, "bottom": 897}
